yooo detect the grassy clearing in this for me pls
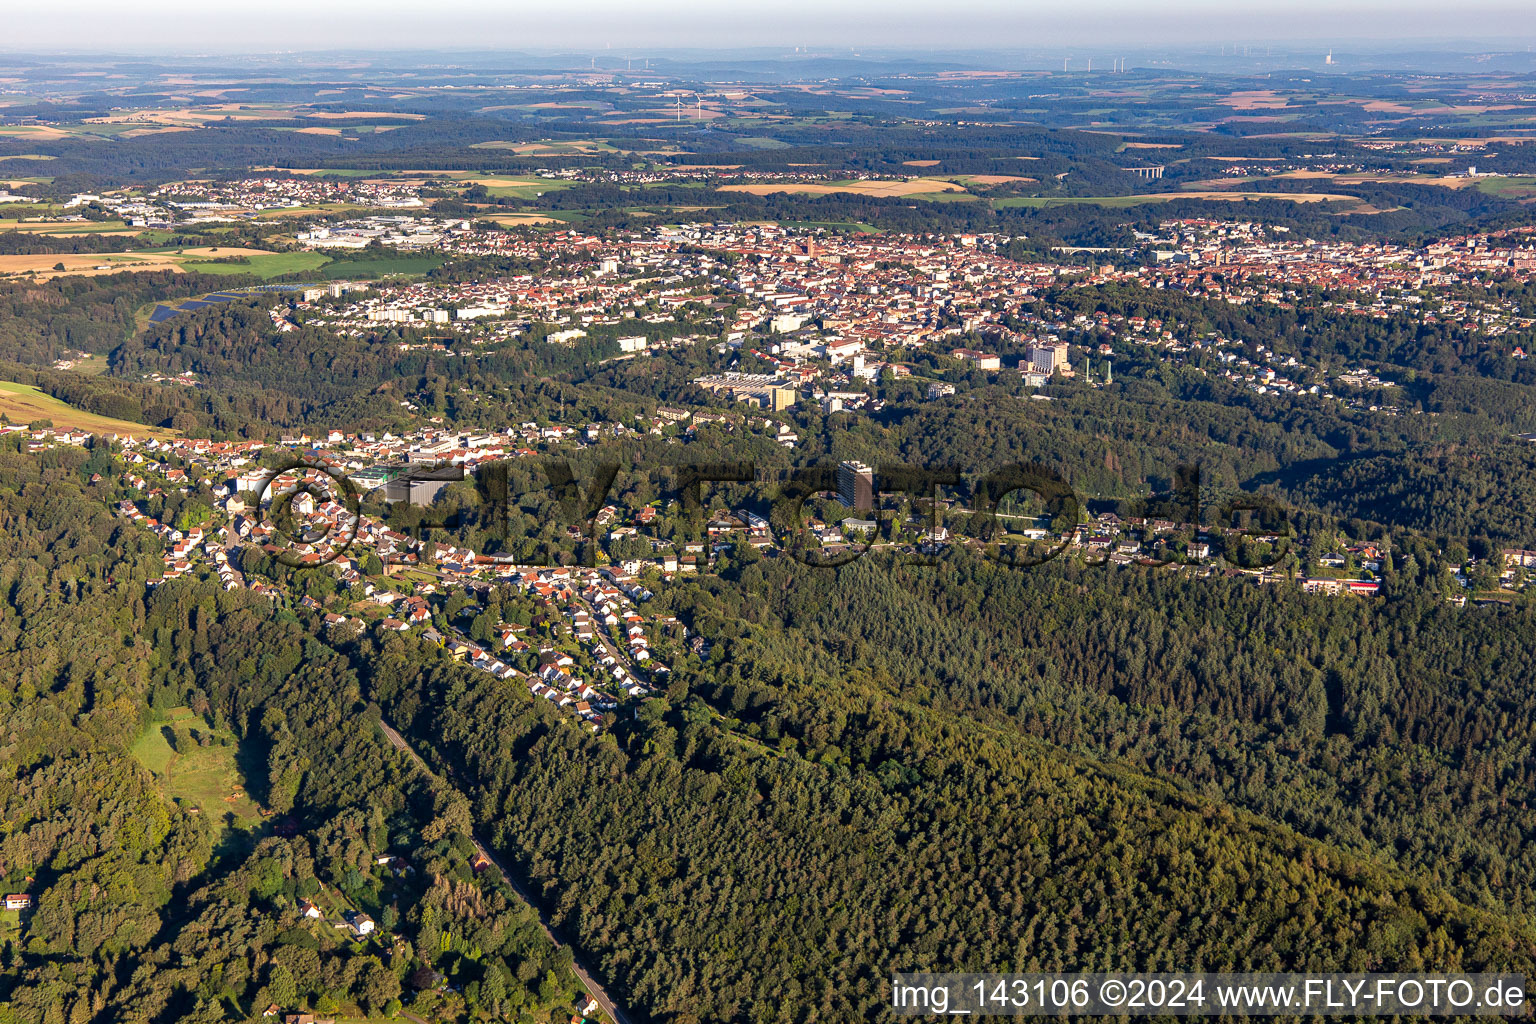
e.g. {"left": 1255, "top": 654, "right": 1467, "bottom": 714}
{"left": 129, "top": 718, "right": 179, "bottom": 774}
{"left": 0, "top": 219, "right": 140, "bottom": 235}
{"left": 461, "top": 176, "right": 575, "bottom": 200}
{"left": 179, "top": 251, "right": 331, "bottom": 278}
{"left": 3, "top": 246, "right": 325, "bottom": 281}
{"left": 0, "top": 125, "right": 73, "bottom": 140}
{"left": 64, "top": 354, "right": 110, "bottom": 375}
{"left": 320, "top": 254, "right": 445, "bottom": 279}
{"left": 131, "top": 707, "right": 264, "bottom": 828}
{"left": 0, "top": 380, "right": 173, "bottom": 437}
{"left": 1475, "top": 175, "right": 1536, "bottom": 199}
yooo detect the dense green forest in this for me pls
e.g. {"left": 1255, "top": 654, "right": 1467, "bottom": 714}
{"left": 11, "top": 432, "right": 1536, "bottom": 1024}
{"left": 0, "top": 447, "right": 590, "bottom": 1024}
{"left": 354, "top": 547, "right": 1536, "bottom": 1023}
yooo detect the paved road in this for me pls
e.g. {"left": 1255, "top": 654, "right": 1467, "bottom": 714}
{"left": 374, "top": 716, "right": 635, "bottom": 1024}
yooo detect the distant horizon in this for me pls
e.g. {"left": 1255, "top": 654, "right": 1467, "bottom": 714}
{"left": 6, "top": 40, "right": 1536, "bottom": 56}
{"left": 4, "top": 1, "right": 1536, "bottom": 55}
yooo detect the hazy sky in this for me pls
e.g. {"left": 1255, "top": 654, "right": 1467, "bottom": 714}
{"left": 5, "top": 0, "right": 1536, "bottom": 53}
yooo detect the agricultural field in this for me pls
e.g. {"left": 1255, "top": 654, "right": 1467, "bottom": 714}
{"left": 319, "top": 254, "right": 446, "bottom": 278}
{"left": 459, "top": 175, "right": 575, "bottom": 199}
{"left": 0, "top": 246, "right": 329, "bottom": 281}
{"left": 179, "top": 250, "right": 331, "bottom": 277}
{"left": 0, "top": 219, "right": 142, "bottom": 236}
{"left": 994, "top": 190, "right": 1371, "bottom": 210}
{"left": 0, "top": 380, "right": 173, "bottom": 437}
{"left": 719, "top": 177, "right": 969, "bottom": 197}
{"left": 0, "top": 124, "right": 75, "bottom": 140}
{"left": 946, "top": 174, "right": 1038, "bottom": 186}
{"left": 469, "top": 138, "right": 621, "bottom": 154}
{"left": 1475, "top": 175, "right": 1536, "bottom": 199}
{"left": 480, "top": 212, "right": 563, "bottom": 227}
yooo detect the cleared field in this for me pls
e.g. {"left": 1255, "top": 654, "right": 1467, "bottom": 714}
{"left": 180, "top": 250, "right": 331, "bottom": 277}
{"left": 319, "top": 254, "right": 445, "bottom": 279}
{"left": 719, "top": 177, "right": 968, "bottom": 197}
{"left": 461, "top": 176, "right": 575, "bottom": 199}
{"left": 0, "top": 124, "right": 73, "bottom": 140}
{"left": 130, "top": 717, "right": 178, "bottom": 774}
{"left": 950, "top": 174, "right": 1036, "bottom": 185}
{"left": 483, "top": 212, "right": 562, "bottom": 226}
{"left": 118, "top": 125, "right": 195, "bottom": 139}
{"left": 1169, "top": 190, "right": 1369, "bottom": 203}
{"left": 1220, "top": 90, "right": 1291, "bottom": 110}
{"left": 1475, "top": 175, "right": 1536, "bottom": 199}
{"left": 253, "top": 167, "right": 394, "bottom": 177}
{"left": 304, "top": 110, "right": 425, "bottom": 120}
{"left": 470, "top": 139, "right": 618, "bottom": 154}
{"left": 131, "top": 708, "right": 263, "bottom": 827}
{"left": 0, "top": 245, "right": 309, "bottom": 280}
{"left": 62, "top": 354, "right": 109, "bottom": 375}
{"left": 0, "top": 380, "right": 173, "bottom": 437}
{"left": 1273, "top": 169, "right": 1481, "bottom": 189}
{"left": 88, "top": 105, "right": 290, "bottom": 126}
{"left": 0, "top": 251, "right": 178, "bottom": 277}
{"left": 995, "top": 191, "right": 1370, "bottom": 209}
{"left": 0, "top": 219, "right": 141, "bottom": 236}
